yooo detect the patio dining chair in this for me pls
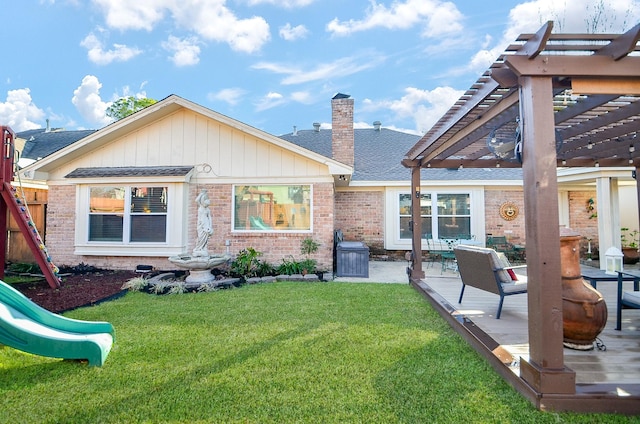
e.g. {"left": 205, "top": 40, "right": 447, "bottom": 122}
{"left": 487, "top": 236, "right": 524, "bottom": 262}
{"left": 426, "top": 238, "right": 457, "bottom": 274}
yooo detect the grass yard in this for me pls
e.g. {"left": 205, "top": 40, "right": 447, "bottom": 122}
{"left": 0, "top": 282, "right": 632, "bottom": 423}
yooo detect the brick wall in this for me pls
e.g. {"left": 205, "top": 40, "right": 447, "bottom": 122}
{"left": 568, "top": 190, "right": 599, "bottom": 258}
{"left": 331, "top": 96, "right": 354, "bottom": 167}
{"left": 43, "top": 183, "right": 601, "bottom": 270}
{"left": 335, "top": 190, "right": 384, "bottom": 252}
{"left": 45, "top": 182, "right": 335, "bottom": 272}
{"left": 46, "top": 185, "right": 77, "bottom": 267}
{"left": 217, "top": 182, "right": 335, "bottom": 271}
{"left": 485, "top": 189, "right": 599, "bottom": 259}
{"left": 484, "top": 190, "right": 526, "bottom": 245}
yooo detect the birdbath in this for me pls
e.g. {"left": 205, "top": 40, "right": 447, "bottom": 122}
{"left": 168, "top": 190, "right": 231, "bottom": 283}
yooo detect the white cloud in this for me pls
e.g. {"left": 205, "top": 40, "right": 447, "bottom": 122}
{"left": 326, "top": 0, "right": 464, "bottom": 37}
{"left": 465, "top": 0, "right": 640, "bottom": 77}
{"left": 253, "top": 53, "right": 385, "bottom": 85}
{"left": 255, "top": 92, "right": 285, "bottom": 111}
{"left": 290, "top": 91, "right": 313, "bottom": 104}
{"left": 92, "top": 0, "right": 167, "bottom": 31}
{"left": 0, "top": 89, "right": 46, "bottom": 132}
{"left": 365, "top": 86, "right": 463, "bottom": 134}
{"left": 93, "top": 0, "right": 271, "bottom": 54}
{"left": 80, "top": 32, "right": 142, "bottom": 65}
{"left": 208, "top": 88, "right": 247, "bottom": 106}
{"left": 279, "top": 23, "right": 310, "bottom": 41}
{"left": 246, "top": 0, "right": 316, "bottom": 7}
{"left": 162, "top": 35, "right": 201, "bottom": 66}
{"left": 505, "top": 0, "right": 639, "bottom": 39}
{"left": 71, "top": 75, "right": 113, "bottom": 127}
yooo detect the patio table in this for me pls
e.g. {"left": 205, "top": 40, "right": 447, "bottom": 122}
{"left": 580, "top": 265, "right": 637, "bottom": 290}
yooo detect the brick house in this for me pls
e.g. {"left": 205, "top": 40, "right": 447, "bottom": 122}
{"left": 282, "top": 94, "right": 637, "bottom": 260}
{"left": 16, "top": 94, "right": 637, "bottom": 271}
{"left": 18, "top": 95, "right": 350, "bottom": 272}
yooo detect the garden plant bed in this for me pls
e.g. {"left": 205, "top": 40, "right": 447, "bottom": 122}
{"left": 10, "top": 269, "right": 327, "bottom": 313}
{"left": 10, "top": 270, "right": 138, "bottom": 313}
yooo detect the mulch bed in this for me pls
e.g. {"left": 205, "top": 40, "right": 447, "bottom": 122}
{"left": 11, "top": 270, "right": 139, "bottom": 313}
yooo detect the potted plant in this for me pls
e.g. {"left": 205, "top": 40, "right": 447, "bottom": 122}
{"left": 300, "top": 237, "right": 320, "bottom": 276}
{"left": 620, "top": 227, "right": 639, "bottom": 264}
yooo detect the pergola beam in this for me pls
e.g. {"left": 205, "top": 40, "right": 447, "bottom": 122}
{"left": 505, "top": 55, "right": 640, "bottom": 78}
{"left": 594, "top": 23, "right": 640, "bottom": 60}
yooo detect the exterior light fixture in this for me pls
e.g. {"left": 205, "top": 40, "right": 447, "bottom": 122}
{"left": 605, "top": 247, "right": 624, "bottom": 275}
{"left": 487, "top": 118, "right": 562, "bottom": 165}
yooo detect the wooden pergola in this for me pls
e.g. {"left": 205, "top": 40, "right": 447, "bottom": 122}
{"left": 403, "top": 21, "right": 640, "bottom": 412}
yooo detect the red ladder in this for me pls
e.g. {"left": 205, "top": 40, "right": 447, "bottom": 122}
{"left": 0, "top": 126, "right": 60, "bottom": 288}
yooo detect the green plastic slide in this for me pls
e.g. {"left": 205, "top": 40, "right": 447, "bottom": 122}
{"left": 0, "top": 280, "right": 114, "bottom": 366}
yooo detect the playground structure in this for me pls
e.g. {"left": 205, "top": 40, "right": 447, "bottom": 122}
{"left": 0, "top": 280, "right": 114, "bottom": 366}
{"left": 0, "top": 126, "right": 114, "bottom": 366}
{"left": 0, "top": 126, "right": 60, "bottom": 288}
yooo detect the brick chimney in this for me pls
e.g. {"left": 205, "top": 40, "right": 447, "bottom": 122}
{"left": 331, "top": 93, "right": 354, "bottom": 167}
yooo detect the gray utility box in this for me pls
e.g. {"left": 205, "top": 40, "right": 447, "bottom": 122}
{"left": 336, "top": 241, "right": 369, "bottom": 278}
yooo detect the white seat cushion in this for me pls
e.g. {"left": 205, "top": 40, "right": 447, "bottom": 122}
{"left": 622, "top": 290, "right": 640, "bottom": 308}
{"left": 501, "top": 279, "right": 528, "bottom": 293}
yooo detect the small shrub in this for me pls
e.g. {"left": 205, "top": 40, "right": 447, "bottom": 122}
{"left": 167, "top": 282, "right": 187, "bottom": 295}
{"left": 230, "top": 247, "right": 275, "bottom": 278}
{"left": 277, "top": 256, "right": 304, "bottom": 275}
{"left": 230, "top": 248, "right": 261, "bottom": 277}
{"left": 197, "top": 283, "right": 219, "bottom": 293}
{"left": 301, "top": 237, "right": 320, "bottom": 257}
{"left": 151, "top": 281, "right": 171, "bottom": 295}
{"left": 7, "top": 262, "right": 40, "bottom": 274}
{"left": 122, "top": 277, "right": 148, "bottom": 291}
{"left": 255, "top": 260, "right": 276, "bottom": 277}
{"left": 299, "top": 258, "right": 317, "bottom": 275}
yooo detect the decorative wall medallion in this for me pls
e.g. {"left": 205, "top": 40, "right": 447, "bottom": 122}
{"left": 499, "top": 202, "right": 519, "bottom": 221}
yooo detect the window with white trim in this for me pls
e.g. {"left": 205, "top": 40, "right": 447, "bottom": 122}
{"left": 233, "top": 185, "right": 311, "bottom": 231}
{"left": 88, "top": 186, "right": 168, "bottom": 243}
{"left": 398, "top": 192, "right": 471, "bottom": 239}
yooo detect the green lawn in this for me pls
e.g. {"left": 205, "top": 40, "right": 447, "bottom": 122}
{"left": 0, "top": 282, "right": 633, "bottom": 423}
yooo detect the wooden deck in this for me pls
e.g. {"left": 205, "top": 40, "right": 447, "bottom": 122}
{"left": 422, "top": 264, "right": 640, "bottom": 382}
{"left": 411, "top": 261, "right": 640, "bottom": 412}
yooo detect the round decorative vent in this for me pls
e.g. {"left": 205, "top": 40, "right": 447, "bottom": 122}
{"left": 499, "top": 202, "right": 519, "bottom": 221}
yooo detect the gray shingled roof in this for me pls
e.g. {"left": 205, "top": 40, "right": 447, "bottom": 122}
{"left": 17, "top": 129, "right": 97, "bottom": 161}
{"left": 279, "top": 128, "right": 523, "bottom": 181}
{"left": 65, "top": 166, "right": 193, "bottom": 178}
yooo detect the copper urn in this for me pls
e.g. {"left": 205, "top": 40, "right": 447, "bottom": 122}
{"left": 560, "top": 227, "right": 607, "bottom": 350}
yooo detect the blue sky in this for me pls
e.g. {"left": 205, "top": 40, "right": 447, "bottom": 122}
{"left": 1, "top": 0, "right": 638, "bottom": 136}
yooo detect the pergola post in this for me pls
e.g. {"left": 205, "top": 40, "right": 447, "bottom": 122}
{"left": 596, "top": 177, "right": 621, "bottom": 267}
{"left": 517, "top": 76, "right": 576, "bottom": 394}
{"left": 409, "top": 165, "right": 425, "bottom": 281}
{"left": 636, "top": 167, "right": 640, "bottom": 240}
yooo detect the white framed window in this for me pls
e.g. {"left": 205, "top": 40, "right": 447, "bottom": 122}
{"left": 75, "top": 183, "right": 187, "bottom": 256}
{"left": 88, "top": 186, "right": 168, "bottom": 243}
{"left": 233, "top": 185, "right": 312, "bottom": 232}
{"left": 398, "top": 192, "right": 471, "bottom": 240}
{"left": 385, "top": 188, "right": 484, "bottom": 250}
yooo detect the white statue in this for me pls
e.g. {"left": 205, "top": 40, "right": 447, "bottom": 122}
{"left": 192, "top": 190, "right": 213, "bottom": 257}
